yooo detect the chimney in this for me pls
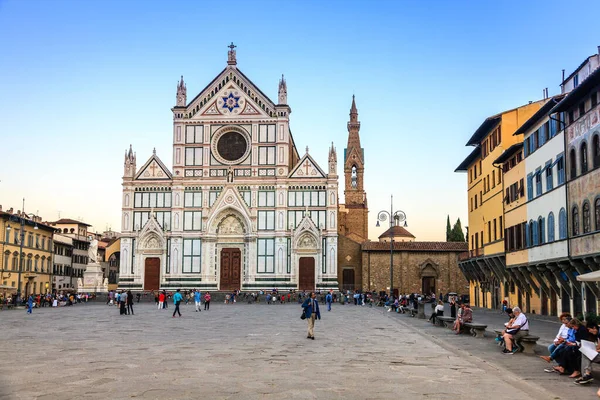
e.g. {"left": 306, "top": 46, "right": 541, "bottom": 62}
{"left": 597, "top": 45, "right": 600, "bottom": 55}
{"left": 562, "top": 69, "right": 565, "bottom": 82}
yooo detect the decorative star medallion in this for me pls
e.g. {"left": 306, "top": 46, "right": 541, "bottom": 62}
{"left": 222, "top": 93, "right": 240, "bottom": 112}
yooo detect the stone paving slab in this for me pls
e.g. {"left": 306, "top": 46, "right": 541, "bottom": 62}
{"left": 0, "top": 302, "right": 574, "bottom": 399}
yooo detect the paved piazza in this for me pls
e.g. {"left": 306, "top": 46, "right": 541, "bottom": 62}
{"left": 1, "top": 302, "right": 559, "bottom": 400}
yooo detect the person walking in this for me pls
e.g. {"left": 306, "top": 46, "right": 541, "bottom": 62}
{"left": 172, "top": 289, "right": 183, "bottom": 318}
{"left": 126, "top": 290, "right": 134, "bottom": 315}
{"left": 302, "top": 292, "right": 321, "bottom": 340}
{"left": 194, "top": 290, "right": 202, "bottom": 312}
{"left": 204, "top": 292, "right": 211, "bottom": 310}
{"left": 27, "top": 294, "right": 34, "bottom": 314}
{"left": 325, "top": 291, "right": 333, "bottom": 311}
{"left": 158, "top": 292, "right": 165, "bottom": 310}
{"left": 120, "top": 291, "right": 128, "bottom": 315}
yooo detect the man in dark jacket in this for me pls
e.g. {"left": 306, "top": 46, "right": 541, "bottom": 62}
{"left": 302, "top": 292, "right": 321, "bottom": 340}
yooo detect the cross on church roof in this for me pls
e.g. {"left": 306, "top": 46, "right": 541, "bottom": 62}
{"left": 227, "top": 42, "right": 237, "bottom": 65}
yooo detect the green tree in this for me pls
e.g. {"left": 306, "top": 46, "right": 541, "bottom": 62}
{"left": 446, "top": 215, "right": 452, "bottom": 241}
{"left": 449, "top": 218, "right": 465, "bottom": 242}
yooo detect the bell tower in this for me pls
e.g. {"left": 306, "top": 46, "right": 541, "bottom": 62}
{"left": 340, "top": 95, "right": 368, "bottom": 241}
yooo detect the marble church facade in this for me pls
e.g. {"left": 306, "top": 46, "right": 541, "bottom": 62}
{"left": 118, "top": 46, "right": 339, "bottom": 292}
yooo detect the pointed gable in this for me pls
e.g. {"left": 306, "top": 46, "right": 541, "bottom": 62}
{"left": 289, "top": 152, "right": 326, "bottom": 179}
{"left": 186, "top": 67, "right": 276, "bottom": 120}
{"left": 135, "top": 152, "right": 172, "bottom": 181}
{"left": 204, "top": 185, "right": 253, "bottom": 234}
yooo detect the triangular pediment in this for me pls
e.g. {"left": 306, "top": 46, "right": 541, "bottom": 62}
{"left": 135, "top": 153, "right": 172, "bottom": 181}
{"left": 186, "top": 67, "right": 276, "bottom": 119}
{"left": 289, "top": 153, "right": 326, "bottom": 179}
{"left": 205, "top": 185, "right": 253, "bottom": 234}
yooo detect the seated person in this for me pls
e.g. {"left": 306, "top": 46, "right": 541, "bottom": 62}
{"left": 502, "top": 307, "right": 529, "bottom": 354}
{"left": 553, "top": 318, "right": 589, "bottom": 377}
{"left": 540, "top": 313, "right": 571, "bottom": 363}
{"left": 495, "top": 308, "right": 515, "bottom": 344}
{"left": 574, "top": 323, "right": 600, "bottom": 384}
{"left": 454, "top": 304, "right": 472, "bottom": 334}
{"left": 429, "top": 301, "right": 444, "bottom": 323}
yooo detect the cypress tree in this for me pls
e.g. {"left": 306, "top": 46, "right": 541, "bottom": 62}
{"left": 450, "top": 218, "right": 465, "bottom": 242}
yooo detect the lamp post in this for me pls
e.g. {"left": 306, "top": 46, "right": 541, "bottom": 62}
{"left": 6, "top": 198, "right": 38, "bottom": 304}
{"left": 376, "top": 195, "right": 407, "bottom": 299}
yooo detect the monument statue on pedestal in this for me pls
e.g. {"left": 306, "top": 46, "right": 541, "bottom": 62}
{"left": 79, "top": 238, "right": 108, "bottom": 293}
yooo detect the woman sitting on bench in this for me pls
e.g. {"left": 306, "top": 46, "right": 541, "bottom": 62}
{"left": 453, "top": 303, "right": 472, "bottom": 334}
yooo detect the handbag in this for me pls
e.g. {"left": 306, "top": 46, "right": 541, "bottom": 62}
{"left": 301, "top": 311, "right": 306, "bottom": 320}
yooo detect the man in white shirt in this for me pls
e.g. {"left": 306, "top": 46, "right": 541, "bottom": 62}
{"left": 502, "top": 307, "right": 529, "bottom": 354}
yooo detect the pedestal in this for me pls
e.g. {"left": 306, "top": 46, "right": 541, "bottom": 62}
{"left": 79, "top": 262, "right": 108, "bottom": 293}
{"left": 417, "top": 302, "right": 426, "bottom": 319}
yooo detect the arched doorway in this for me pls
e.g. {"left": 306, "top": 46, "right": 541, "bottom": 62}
{"left": 299, "top": 257, "right": 315, "bottom": 291}
{"left": 342, "top": 268, "right": 355, "bottom": 292}
{"left": 420, "top": 262, "right": 438, "bottom": 295}
{"left": 144, "top": 258, "right": 160, "bottom": 291}
{"left": 213, "top": 212, "right": 247, "bottom": 291}
{"left": 220, "top": 248, "right": 241, "bottom": 291}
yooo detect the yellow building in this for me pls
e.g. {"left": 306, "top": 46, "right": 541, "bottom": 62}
{"left": 493, "top": 142, "right": 532, "bottom": 310}
{"left": 455, "top": 101, "right": 543, "bottom": 309}
{"left": 1, "top": 209, "right": 56, "bottom": 298}
{"left": 104, "top": 237, "right": 120, "bottom": 291}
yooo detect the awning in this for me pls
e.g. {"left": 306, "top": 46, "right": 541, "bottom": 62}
{"left": 576, "top": 270, "right": 600, "bottom": 282}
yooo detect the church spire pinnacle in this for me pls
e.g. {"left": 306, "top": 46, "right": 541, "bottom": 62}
{"left": 328, "top": 142, "right": 337, "bottom": 176}
{"left": 227, "top": 42, "right": 237, "bottom": 66}
{"left": 347, "top": 95, "right": 361, "bottom": 148}
{"left": 176, "top": 75, "right": 186, "bottom": 106}
{"left": 278, "top": 74, "right": 287, "bottom": 104}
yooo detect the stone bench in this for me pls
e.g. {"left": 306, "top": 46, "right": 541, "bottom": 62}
{"left": 437, "top": 316, "right": 455, "bottom": 329}
{"left": 519, "top": 336, "right": 540, "bottom": 354}
{"left": 433, "top": 316, "right": 446, "bottom": 327}
{"left": 493, "top": 329, "right": 539, "bottom": 353}
{"left": 0, "top": 303, "right": 15, "bottom": 310}
{"left": 464, "top": 322, "right": 487, "bottom": 338}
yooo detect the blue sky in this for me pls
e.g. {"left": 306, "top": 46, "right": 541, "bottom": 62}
{"left": 1, "top": 0, "right": 599, "bottom": 240}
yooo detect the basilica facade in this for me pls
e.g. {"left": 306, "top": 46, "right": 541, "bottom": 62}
{"left": 118, "top": 46, "right": 339, "bottom": 292}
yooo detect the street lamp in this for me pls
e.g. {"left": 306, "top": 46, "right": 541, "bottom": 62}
{"left": 376, "top": 195, "right": 407, "bottom": 299}
{"left": 5, "top": 198, "right": 38, "bottom": 304}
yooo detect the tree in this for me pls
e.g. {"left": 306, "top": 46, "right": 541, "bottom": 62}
{"left": 448, "top": 218, "right": 465, "bottom": 242}
{"left": 446, "top": 215, "right": 452, "bottom": 241}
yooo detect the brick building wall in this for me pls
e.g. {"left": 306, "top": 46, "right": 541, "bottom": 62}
{"left": 337, "top": 235, "right": 363, "bottom": 290}
{"left": 361, "top": 242, "right": 469, "bottom": 296}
